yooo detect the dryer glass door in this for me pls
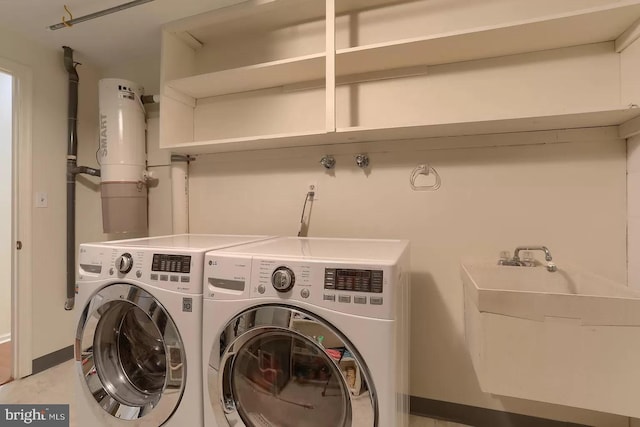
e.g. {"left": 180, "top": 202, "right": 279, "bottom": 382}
{"left": 213, "top": 306, "right": 376, "bottom": 427}
{"left": 76, "top": 283, "right": 186, "bottom": 425}
{"left": 231, "top": 330, "right": 349, "bottom": 426}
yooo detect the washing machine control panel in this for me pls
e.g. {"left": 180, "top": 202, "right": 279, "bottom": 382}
{"left": 78, "top": 245, "right": 204, "bottom": 295}
{"left": 324, "top": 268, "right": 383, "bottom": 293}
{"left": 151, "top": 254, "right": 192, "bottom": 273}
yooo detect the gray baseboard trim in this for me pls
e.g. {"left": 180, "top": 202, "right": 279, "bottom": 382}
{"left": 32, "top": 345, "right": 74, "bottom": 375}
{"left": 410, "top": 396, "right": 589, "bottom": 427}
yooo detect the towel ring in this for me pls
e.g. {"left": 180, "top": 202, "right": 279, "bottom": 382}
{"left": 410, "top": 164, "right": 441, "bottom": 191}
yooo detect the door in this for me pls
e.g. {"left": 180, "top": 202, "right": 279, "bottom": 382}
{"left": 209, "top": 305, "right": 377, "bottom": 427}
{"left": 0, "top": 57, "right": 33, "bottom": 383}
{"left": 0, "top": 70, "right": 11, "bottom": 385}
{"left": 76, "top": 283, "right": 186, "bottom": 425}
{"left": 0, "top": 56, "right": 33, "bottom": 381}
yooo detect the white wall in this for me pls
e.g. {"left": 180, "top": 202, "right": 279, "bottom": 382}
{"left": 625, "top": 38, "right": 640, "bottom": 291}
{"left": 622, "top": 52, "right": 640, "bottom": 423}
{"left": 162, "top": 1, "right": 633, "bottom": 424}
{"left": 0, "top": 71, "right": 11, "bottom": 341}
{"left": 0, "top": 26, "right": 103, "bottom": 359}
{"left": 188, "top": 133, "right": 628, "bottom": 426}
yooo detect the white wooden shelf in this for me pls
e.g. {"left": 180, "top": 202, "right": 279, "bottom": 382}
{"left": 336, "top": 108, "right": 640, "bottom": 142}
{"left": 165, "top": 2, "right": 640, "bottom": 99}
{"left": 165, "top": 0, "right": 411, "bottom": 42}
{"left": 160, "top": 0, "right": 640, "bottom": 154}
{"left": 163, "top": 107, "right": 640, "bottom": 154}
{"left": 165, "top": 129, "right": 328, "bottom": 154}
{"left": 336, "top": 2, "right": 640, "bottom": 75}
{"left": 166, "top": 54, "right": 325, "bottom": 99}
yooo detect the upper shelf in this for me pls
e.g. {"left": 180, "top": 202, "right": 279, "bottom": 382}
{"left": 165, "top": 1, "right": 640, "bottom": 100}
{"left": 163, "top": 106, "right": 640, "bottom": 154}
{"left": 166, "top": 53, "right": 325, "bottom": 99}
{"left": 336, "top": 1, "right": 640, "bottom": 74}
{"left": 165, "top": 0, "right": 411, "bottom": 42}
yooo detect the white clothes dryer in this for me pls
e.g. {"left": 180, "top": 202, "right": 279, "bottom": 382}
{"left": 202, "top": 237, "right": 410, "bottom": 427}
{"left": 75, "top": 234, "right": 273, "bottom": 427}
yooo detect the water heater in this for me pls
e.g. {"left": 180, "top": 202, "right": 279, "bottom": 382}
{"left": 98, "top": 78, "right": 147, "bottom": 234}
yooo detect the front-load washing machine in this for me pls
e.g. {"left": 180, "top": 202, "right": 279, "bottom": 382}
{"left": 202, "top": 237, "right": 410, "bottom": 427}
{"left": 75, "top": 234, "right": 273, "bottom": 427}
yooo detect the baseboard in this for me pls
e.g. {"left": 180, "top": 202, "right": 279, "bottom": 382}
{"left": 31, "top": 345, "right": 73, "bottom": 375}
{"left": 410, "top": 396, "right": 588, "bottom": 427}
{"left": 0, "top": 333, "right": 10, "bottom": 345}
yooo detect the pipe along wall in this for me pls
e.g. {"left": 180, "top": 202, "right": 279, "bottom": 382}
{"left": 63, "top": 46, "right": 100, "bottom": 311}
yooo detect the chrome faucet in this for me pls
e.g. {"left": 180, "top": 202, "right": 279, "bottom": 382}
{"left": 498, "top": 246, "right": 557, "bottom": 272}
{"left": 514, "top": 246, "right": 553, "bottom": 263}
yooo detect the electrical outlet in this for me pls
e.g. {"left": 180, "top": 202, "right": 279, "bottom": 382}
{"left": 35, "top": 192, "right": 48, "bottom": 208}
{"left": 308, "top": 182, "right": 319, "bottom": 200}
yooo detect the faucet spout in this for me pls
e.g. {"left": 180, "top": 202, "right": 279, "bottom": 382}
{"left": 499, "top": 246, "right": 557, "bottom": 272}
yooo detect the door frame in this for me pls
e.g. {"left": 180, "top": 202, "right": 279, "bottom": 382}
{"left": 0, "top": 56, "right": 33, "bottom": 379}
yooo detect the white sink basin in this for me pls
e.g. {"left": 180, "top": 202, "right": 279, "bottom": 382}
{"left": 462, "top": 259, "right": 640, "bottom": 326}
{"left": 461, "top": 259, "right": 640, "bottom": 418}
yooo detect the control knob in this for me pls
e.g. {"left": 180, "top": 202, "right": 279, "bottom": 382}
{"left": 271, "top": 267, "right": 295, "bottom": 293}
{"left": 115, "top": 253, "right": 134, "bottom": 274}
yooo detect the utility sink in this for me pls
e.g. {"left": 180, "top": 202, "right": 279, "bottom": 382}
{"left": 461, "top": 259, "right": 640, "bottom": 418}
{"left": 462, "top": 260, "right": 640, "bottom": 326}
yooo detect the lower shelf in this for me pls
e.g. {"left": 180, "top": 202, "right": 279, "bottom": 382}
{"left": 162, "top": 106, "right": 640, "bottom": 154}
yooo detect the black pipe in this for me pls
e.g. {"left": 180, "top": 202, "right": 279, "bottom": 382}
{"left": 63, "top": 47, "right": 78, "bottom": 156}
{"left": 63, "top": 46, "right": 100, "bottom": 311}
{"left": 73, "top": 166, "right": 101, "bottom": 177}
{"left": 63, "top": 46, "right": 78, "bottom": 311}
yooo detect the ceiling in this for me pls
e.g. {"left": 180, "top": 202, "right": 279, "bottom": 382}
{"left": 0, "top": 0, "right": 245, "bottom": 68}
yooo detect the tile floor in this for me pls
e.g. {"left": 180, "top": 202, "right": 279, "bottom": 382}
{"left": 0, "top": 341, "right": 11, "bottom": 385}
{"left": 0, "top": 360, "right": 77, "bottom": 426}
{"left": 0, "top": 360, "right": 467, "bottom": 427}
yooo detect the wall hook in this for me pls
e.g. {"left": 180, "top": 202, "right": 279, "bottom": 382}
{"left": 62, "top": 5, "right": 74, "bottom": 28}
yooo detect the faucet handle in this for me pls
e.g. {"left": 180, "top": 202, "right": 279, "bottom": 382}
{"left": 498, "top": 251, "right": 512, "bottom": 266}
{"left": 520, "top": 251, "right": 537, "bottom": 267}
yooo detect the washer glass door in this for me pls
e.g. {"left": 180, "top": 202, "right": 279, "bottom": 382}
{"left": 76, "top": 283, "right": 185, "bottom": 424}
{"left": 213, "top": 306, "right": 376, "bottom": 427}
